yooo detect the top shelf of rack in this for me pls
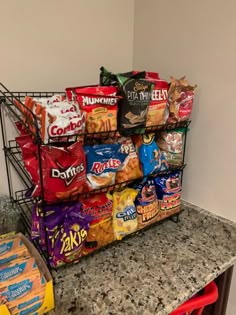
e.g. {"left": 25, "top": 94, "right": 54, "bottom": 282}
{"left": 0, "top": 82, "right": 191, "bottom": 145}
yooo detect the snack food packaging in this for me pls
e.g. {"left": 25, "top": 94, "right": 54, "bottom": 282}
{"left": 15, "top": 95, "right": 85, "bottom": 143}
{"left": 15, "top": 132, "right": 39, "bottom": 186}
{"left": 66, "top": 85, "right": 119, "bottom": 133}
{"left": 80, "top": 193, "right": 114, "bottom": 254}
{"left": 0, "top": 274, "right": 46, "bottom": 304}
{"left": 45, "top": 203, "right": 91, "bottom": 267}
{"left": 133, "top": 133, "right": 169, "bottom": 177}
{"left": 112, "top": 188, "right": 138, "bottom": 240}
{"left": 157, "top": 129, "right": 185, "bottom": 166}
{"left": 115, "top": 137, "right": 142, "bottom": 183}
{"left": 154, "top": 171, "right": 182, "bottom": 214}
{"left": 84, "top": 144, "right": 127, "bottom": 189}
{"left": 117, "top": 74, "right": 154, "bottom": 135}
{"left": 99, "top": 66, "right": 160, "bottom": 86}
{"left": 146, "top": 79, "right": 169, "bottom": 127}
{"left": 37, "top": 141, "right": 88, "bottom": 202}
{"left": 80, "top": 193, "right": 113, "bottom": 224}
{"left": 135, "top": 179, "right": 159, "bottom": 229}
{"left": 0, "top": 257, "right": 39, "bottom": 284}
{"left": 167, "top": 76, "right": 197, "bottom": 123}
{"left": 83, "top": 217, "right": 114, "bottom": 255}
{"left": 0, "top": 238, "right": 29, "bottom": 266}
{"left": 10, "top": 290, "right": 45, "bottom": 315}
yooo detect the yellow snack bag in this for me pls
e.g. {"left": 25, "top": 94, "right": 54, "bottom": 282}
{"left": 112, "top": 188, "right": 138, "bottom": 240}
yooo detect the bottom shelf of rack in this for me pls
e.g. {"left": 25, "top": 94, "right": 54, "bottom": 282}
{"left": 14, "top": 191, "right": 182, "bottom": 269}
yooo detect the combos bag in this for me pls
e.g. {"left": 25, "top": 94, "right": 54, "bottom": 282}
{"left": 154, "top": 171, "right": 182, "bottom": 214}
{"left": 112, "top": 188, "right": 138, "bottom": 240}
{"left": 135, "top": 179, "right": 159, "bottom": 229}
{"left": 133, "top": 133, "right": 169, "bottom": 177}
{"left": 35, "top": 142, "right": 88, "bottom": 203}
{"left": 15, "top": 95, "right": 85, "bottom": 143}
{"left": 66, "top": 85, "right": 119, "bottom": 133}
{"left": 116, "top": 73, "right": 154, "bottom": 135}
{"left": 167, "top": 76, "right": 197, "bottom": 123}
{"left": 157, "top": 129, "right": 185, "bottom": 166}
{"left": 84, "top": 144, "right": 127, "bottom": 189}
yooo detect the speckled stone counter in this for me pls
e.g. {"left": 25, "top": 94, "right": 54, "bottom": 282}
{"left": 0, "top": 195, "right": 20, "bottom": 234}
{"left": 0, "top": 197, "right": 236, "bottom": 315}
{"left": 51, "top": 201, "right": 236, "bottom": 315}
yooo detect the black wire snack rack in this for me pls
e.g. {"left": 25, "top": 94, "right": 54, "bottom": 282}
{"left": 0, "top": 82, "right": 191, "bottom": 267}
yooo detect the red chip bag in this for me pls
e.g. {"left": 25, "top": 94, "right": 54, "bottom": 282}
{"left": 35, "top": 142, "right": 88, "bottom": 203}
{"left": 80, "top": 193, "right": 113, "bottom": 224}
{"left": 15, "top": 134, "right": 39, "bottom": 185}
{"left": 145, "top": 79, "right": 169, "bottom": 126}
{"left": 66, "top": 85, "right": 119, "bottom": 133}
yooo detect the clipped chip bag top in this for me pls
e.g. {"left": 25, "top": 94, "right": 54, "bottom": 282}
{"left": 112, "top": 188, "right": 138, "bottom": 240}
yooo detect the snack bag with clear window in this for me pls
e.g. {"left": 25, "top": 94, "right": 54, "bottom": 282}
{"left": 157, "top": 129, "right": 185, "bottom": 166}
{"left": 167, "top": 76, "right": 197, "bottom": 123}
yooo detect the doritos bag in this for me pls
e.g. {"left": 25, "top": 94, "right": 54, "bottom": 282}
{"left": 35, "top": 142, "right": 88, "bottom": 203}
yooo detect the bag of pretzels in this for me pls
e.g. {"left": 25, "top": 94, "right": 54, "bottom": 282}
{"left": 117, "top": 73, "right": 154, "bottom": 136}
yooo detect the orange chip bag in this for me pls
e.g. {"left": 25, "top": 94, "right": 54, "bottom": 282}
{"left": 115, "top": 137, "right": 143, "bottom": 183}
{"left": 146, "top": 79, "right": 169, "bottom": 126}
{"left": 66, "top": 85, "right": 119, "bottom": 133}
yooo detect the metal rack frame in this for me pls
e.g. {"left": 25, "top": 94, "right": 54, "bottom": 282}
{"left": 0, "top": 82, "right": 190, "bottom": 266}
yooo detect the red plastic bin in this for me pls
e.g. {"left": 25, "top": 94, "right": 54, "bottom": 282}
{"left": 169, "top": 281, "right": 218, "bottom": 315}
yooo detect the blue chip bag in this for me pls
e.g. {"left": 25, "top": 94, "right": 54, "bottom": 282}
{"left": 84, "top": 144, "right": 127, "bottom": 189}
{"left": 136, "top": 133, "right": 169, "bottom": 177}
{"left": 154, "top": 171, "right": 182, "bottom": 213}
{"left": 134, "top": 178, "right": 160, "bottom": 228}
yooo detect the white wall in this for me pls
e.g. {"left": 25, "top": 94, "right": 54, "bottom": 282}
{"left": 0, "top": 0, "right": 135, "bottom": 194}
{"left": 133, "top": 0, "right": 236, "bottom": 313}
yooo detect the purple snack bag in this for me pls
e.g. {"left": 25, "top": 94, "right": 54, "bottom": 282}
{"left": 31, "top": 203, "right": 40, "bottom": 240}
{"left": 44, "top": 201, "right": 91, "bottom": 267}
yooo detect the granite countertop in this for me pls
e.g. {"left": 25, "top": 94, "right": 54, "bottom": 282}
{"left": 1, "top": 197, "right": 236, "bottom": 315}
{"left": 52, "top": 201, "right": 236, "bottom": 315}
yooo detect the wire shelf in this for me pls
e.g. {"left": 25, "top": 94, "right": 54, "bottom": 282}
{"left": 0, "top": 82, "right": 191, "bottom": 144}
{"left": 6, "top": 141, "right": 186, "bottom": 202}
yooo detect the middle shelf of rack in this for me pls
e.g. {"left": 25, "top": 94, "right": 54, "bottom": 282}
{"left": 5, "top": 139, "right": 186, "bottom": 203}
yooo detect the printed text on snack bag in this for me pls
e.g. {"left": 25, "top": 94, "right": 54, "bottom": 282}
{"left": 60, "top": 229, "right": 87, "bottom": 255}
{"left": 160, "top": 193, "right": 181, "bottom": 211}
{"left": 91, "top": 159, "right": 121, "bottom": 174}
